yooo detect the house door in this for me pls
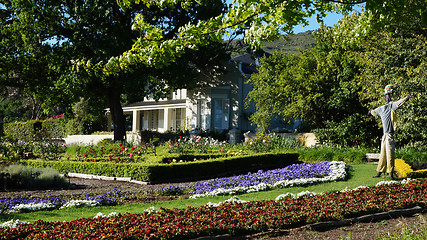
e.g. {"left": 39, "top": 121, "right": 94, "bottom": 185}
{"left": 212, "top": 99, "right": 229, "bottom": 130}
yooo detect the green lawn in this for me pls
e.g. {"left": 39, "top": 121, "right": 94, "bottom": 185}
{"left": 1, "top": 163, "right": 392, "bottom": 223}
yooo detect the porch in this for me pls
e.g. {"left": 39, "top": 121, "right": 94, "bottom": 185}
{"left": 107, "top": 99, "right": 189, "bottom": 133}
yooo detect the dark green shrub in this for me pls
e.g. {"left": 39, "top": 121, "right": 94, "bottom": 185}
{"left": 297, "top": 147, "right": 368, "bottom": 163}
{"left": 65, "top": 97, "right": 106, "bottom": 135}
{"left": 42, "top": 118, "right": 67, "bottom": 138}
{"left": 396, "top": 146, "right": 427, "bottom": 163}
{"left": 313, "top": 114, "right": 380, "bottom": 148}
{"left": 3, "top": 120, "right": 42, "bottom": 143}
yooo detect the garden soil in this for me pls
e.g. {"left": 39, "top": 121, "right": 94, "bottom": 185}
{"left": 1, "top": 177, "right": 426, "bottom": 240}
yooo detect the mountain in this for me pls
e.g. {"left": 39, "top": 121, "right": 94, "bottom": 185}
{"left": 227, "top": 30, "right": 317, "bottom": 57}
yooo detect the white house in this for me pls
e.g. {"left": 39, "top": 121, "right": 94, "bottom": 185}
{"left": 105, "top": 51, "right": 293, "bottom": 142}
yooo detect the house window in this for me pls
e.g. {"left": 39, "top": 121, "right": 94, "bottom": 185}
{"left": 150, "top": 110, "right": 158, "bottom": 130}
{"left": 196, "top": 100, "right": 208, "bottom": 130}
{"left": 176, "top": 108, "right": 183, "bottom": 129}
{"left": 212, "top": 99, "right": 229, "bottom": 130}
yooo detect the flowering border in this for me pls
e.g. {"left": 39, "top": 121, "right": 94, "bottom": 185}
{"left": 190, "top": 161, "right": 346, "bottom": 198}
{"left": 0, "top": 180, "right": 425, "bottom": 239}
{"left": 395, "top": 158, "right": 427, "bottom": 178}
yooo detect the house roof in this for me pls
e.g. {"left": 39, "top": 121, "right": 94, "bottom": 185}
{"left": 123, "top": 99, "right": 186, "bottom": 108}
{"left": 229, "top": 51, "right": 271, "bottom": 75}
{"left": 109, "top": 99, "right": 187, "bottom": 111}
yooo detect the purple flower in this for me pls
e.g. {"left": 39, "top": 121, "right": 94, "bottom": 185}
{"left": 188, "top": 162, "right": 332, "bottom": 195}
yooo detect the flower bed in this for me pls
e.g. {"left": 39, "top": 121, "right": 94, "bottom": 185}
{"left": 395, "top": 158, "right": 427, "bottom": 178}
{"left": 68, "top": 143, "right": 154, "bottom": 163}
{"left": 1, "top": 180, "right": 426, "bottom": 239}
{"left": 188, "top": 161, "right": 346, "bottom": 198}
{"left": 0, "top": 191, "right": 117, "bottom": 214}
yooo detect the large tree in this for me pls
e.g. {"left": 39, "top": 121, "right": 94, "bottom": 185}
{"left": 2, "top": 0, "right": 424, "bottom": 141}
{"left": 358, "top": 9, "right": 427, "bottom": 146}
{"left": 113, "top": 0, "right": 426, "bottom": 71}
{"left": 246, "top": 6, "right": 426, "bottom": 147}
{"left": 0, "top": 0, "right": 227, "bottom": 140}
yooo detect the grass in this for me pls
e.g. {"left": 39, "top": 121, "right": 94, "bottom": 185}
{"left": 0, "top": 162, "right": 393, "bottom": 223}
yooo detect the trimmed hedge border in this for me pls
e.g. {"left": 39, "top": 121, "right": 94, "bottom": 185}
{"left": 3, "top": 119, "right": 66, "bottom": 142}
{"left": 20, "top": 153, "right": 299, "bottom": 183}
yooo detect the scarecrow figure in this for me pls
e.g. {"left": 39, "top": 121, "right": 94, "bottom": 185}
{"left": 369, "top": 85, "right": 412, "bottom": 180}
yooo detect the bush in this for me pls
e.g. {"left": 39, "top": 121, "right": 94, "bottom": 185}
{"left": 313, "top": 114, "right": 380, "bottom": 148}
{"left": 297, "top": 146, "right": 368, "bottom": 163}
{"left": 243, "top": 133, "right": 301, "bottom": 153}
{"left": 1, "top": 164, "right": 68, "bottom": 189}
{"left": 396, "top": 146, "right": 427, "bottom": 163}
{"left": 3, "top": 120, "right": 42, "bottom": 143}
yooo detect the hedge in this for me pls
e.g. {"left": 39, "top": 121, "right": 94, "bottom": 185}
{"left": 20, "top": 153, "right": 299, "bottom": 183}
{"left": 297, "top": 147, "right": 368, "bottom": 163}
{"left": 3, "top": 118, "right": 66, "bottom": 143}
{"left": 3, "top": 121, "right": 42, "bottom": 143}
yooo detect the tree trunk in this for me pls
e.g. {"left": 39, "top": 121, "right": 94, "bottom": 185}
{"left": 107, "top": 79, "right": 126, "bottom": 142}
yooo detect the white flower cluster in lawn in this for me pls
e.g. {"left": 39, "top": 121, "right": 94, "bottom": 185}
{"left": 7, "top": 202, "right": 57, "bottom": 213}
{"left": 375, "top": 179, "right": 416, "bottom": 186}
{"left": 190, "top": 161, "right": 347, "bottom": 199}
{"left": 340, "top": 185, "right": 369, "bottom": 192}
{"left": 0, "top": 219, "right": 28, "bottom": 229}
{"left": 144, "top": 206, "right": 157, "bottom": 214}
{"left": 94, "top": 212, "right": 119, "bottom": 219}
{"left": 206, "top": 196, "right": 247, "bottom": 207}
{"left": 275, "top": 179, "right": 418, "bottom": 201}
{"left": 275, "top": 191, "right": 318, "bottom": 201}
{"left": 376, "top": 180, "right": 400, "bottom": 186}
{"left": 60, "top": 200, "right": 100, "bottom": 209}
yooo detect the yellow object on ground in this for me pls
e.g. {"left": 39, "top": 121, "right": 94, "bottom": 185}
{"left": 395, "top": 158, "right": 427, "bottom": 178}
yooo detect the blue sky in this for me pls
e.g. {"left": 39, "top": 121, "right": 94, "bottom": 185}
{"left": 292, "top": 12, "right": 343, "bottom": 33}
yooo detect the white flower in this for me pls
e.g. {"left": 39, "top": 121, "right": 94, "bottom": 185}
{"left": 206, "top": 196, "right": 247, "bottom": 207}
{"left": 340, "top": 185, "right": 368, "bottom": 192}
{"left": 275, "top": 191, "right": 318, "bottom": 201}
{"left": 94, "top": 212, "right": 119, "bottom": 219}
{"left": 144, "top": 206, "right": 157, "bottom": 214}
{"left": 276, "top": 179, "right": 418, "bottom": 202}
{"left": 0, "top": 219, "right": 28, "bottom": 229}
{"left": 401, "top": 178, "right": 416, "bottom": 185}
{"left": 8, "top": 202, "right": 56, "bottom": 213}
{"left": 376, "top": 180, "right": 400, "bottom": 186}
{"left": 60, "top": 200, "right": 100, "bottom": 209}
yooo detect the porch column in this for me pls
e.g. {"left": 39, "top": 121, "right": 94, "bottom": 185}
{"left": 132, "top": 110, "right": 141, "bottom": 132}
{"left": 164, "top": 108, "right": 170, "bottom": 132}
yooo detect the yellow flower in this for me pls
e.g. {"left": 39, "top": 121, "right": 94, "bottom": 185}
{"left": 395, "top": 158, "right": 427, "bottom": 178}
{"left": 395, "top": 159, "right": 412, "bottom": 178}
